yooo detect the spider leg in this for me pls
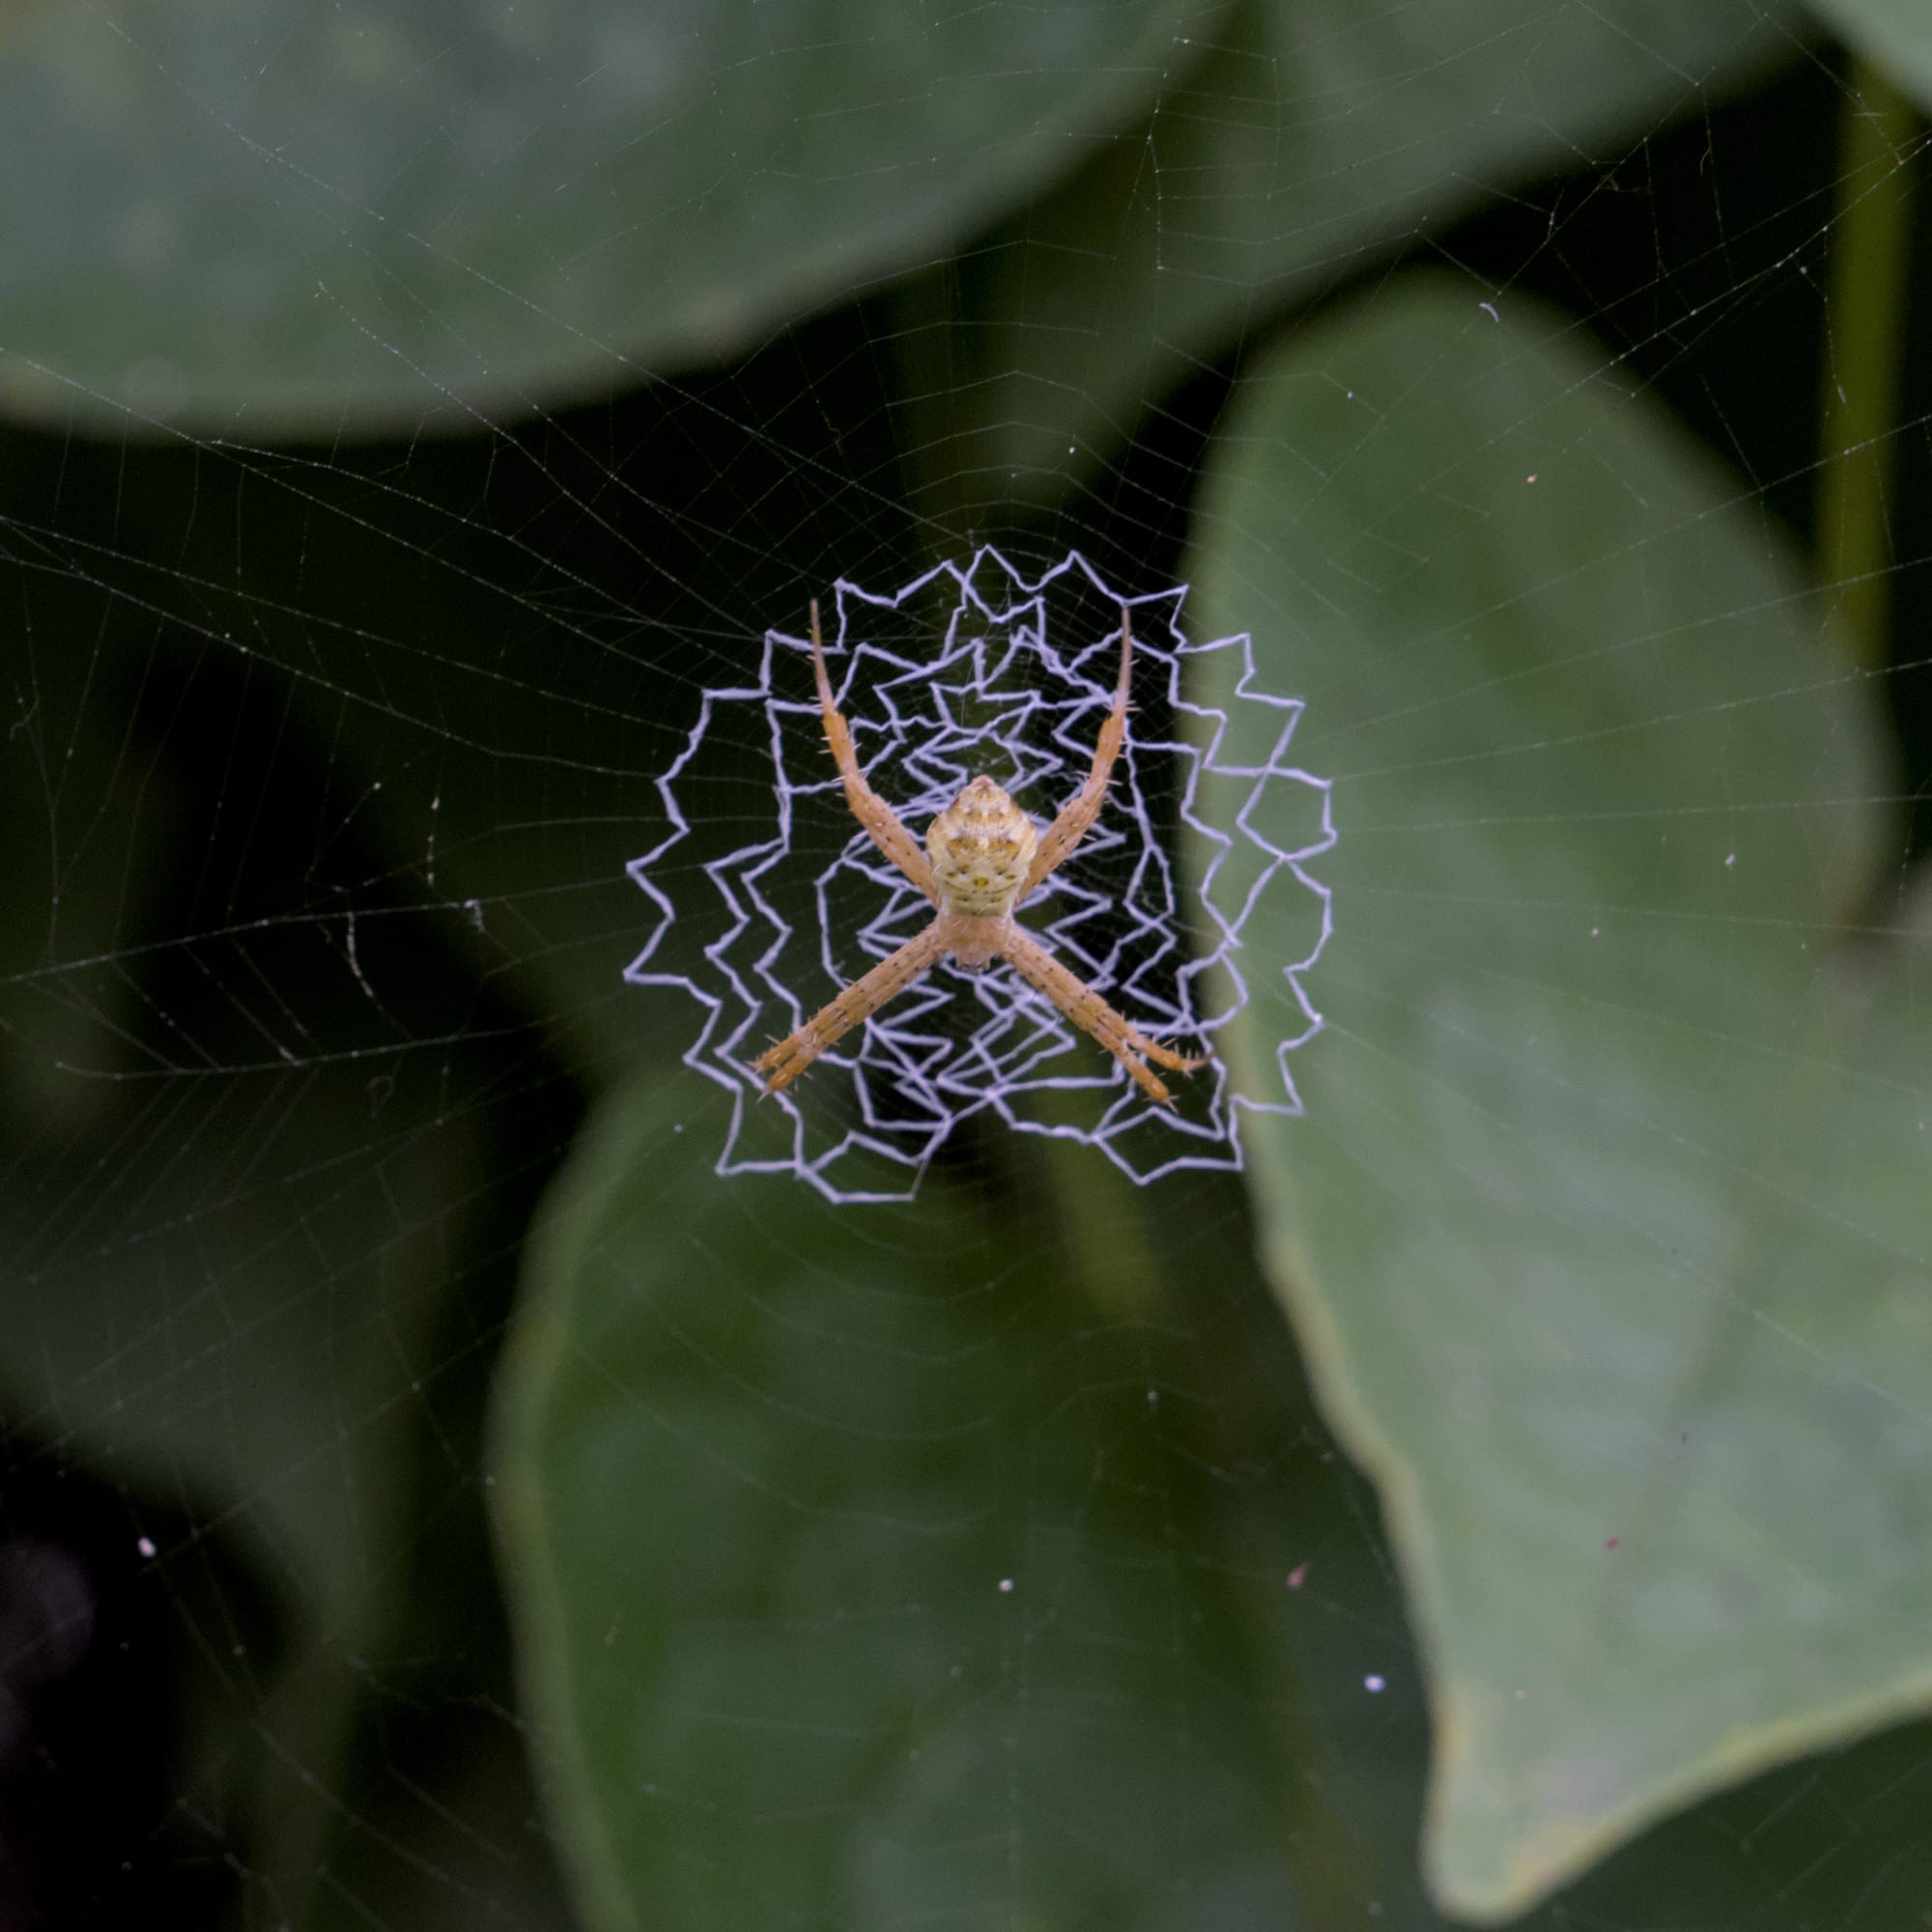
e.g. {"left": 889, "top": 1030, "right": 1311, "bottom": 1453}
{"left": 999, "top": 926, "right": 1208, "bottom": 1106}
{"left": 807, "top": 599, "right": 937, "bottom": 903}
{"left": 1020, "top": 607, "right": 1134, "bottom": 898}
{"left": 754, "top": 921, "right": 949, "bottom": 1096}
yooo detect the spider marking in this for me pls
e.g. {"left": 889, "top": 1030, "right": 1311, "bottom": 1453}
{"left": 754, "top": 602, "right": 1209, "bottom": 1105}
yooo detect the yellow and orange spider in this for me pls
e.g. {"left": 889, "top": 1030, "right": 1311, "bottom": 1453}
{"left": 754, "top": 601, "right": 1210, "bottom": 1105}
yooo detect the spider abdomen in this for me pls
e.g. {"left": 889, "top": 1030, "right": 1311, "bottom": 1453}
{"left": 926, "top": 774, "right": 1039, "bottom": 920}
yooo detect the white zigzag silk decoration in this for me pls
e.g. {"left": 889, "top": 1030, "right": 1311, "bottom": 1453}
{"left": 626, "top": 549, "right": 1334, "bottom": 1202}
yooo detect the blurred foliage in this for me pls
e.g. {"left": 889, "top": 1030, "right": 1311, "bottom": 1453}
{"left": 1812, "top": 0, "right": 1932, "bottom": 109}
{"left": 1189, "top": 284, "right": 1913, "bottom": 1913}
{"left": 1, "top": 0, "right": 1205, "bottom": 432}
{"left": 1, "top": 2, "right": 1930, "bottom": 1929}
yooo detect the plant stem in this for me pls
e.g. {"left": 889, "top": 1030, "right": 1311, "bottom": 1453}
{"left": 1817, "top": 54, "right": 1918, "bottom": 673}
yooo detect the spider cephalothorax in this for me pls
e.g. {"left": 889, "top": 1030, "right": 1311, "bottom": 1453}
{"left": 754, "top": 602, "right": 1208, "bottom": 1103}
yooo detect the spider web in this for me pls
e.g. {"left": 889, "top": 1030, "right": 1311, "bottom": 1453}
{"left": 625, "top": 547, "right": 1332, "bottom": 1202}
{"left": 6, "top": 6, "right": 1932, "bottom": 1930}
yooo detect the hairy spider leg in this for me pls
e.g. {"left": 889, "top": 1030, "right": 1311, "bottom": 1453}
{"left": 808, "top": 600, "right": 937, "bottom": 902}
{"left": 755, "top": 922, "right": 949, "bottom": 1096}
{"left": 758, "top": 599, "right": 1208, "bottom": 1106}
{"left": 1021, "top": 608, "right": 1135, "bottom": 896}
{"left": 1000, "top": 927, "right": 1209, "bottom": 1106}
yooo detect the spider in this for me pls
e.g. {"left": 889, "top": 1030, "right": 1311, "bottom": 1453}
{"left": 754, "top": 601, "right": 1210, "bottom": 1104}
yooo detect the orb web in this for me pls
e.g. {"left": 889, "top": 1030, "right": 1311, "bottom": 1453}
{"left": 625, "top": 548, "right": 1333, "bottom": 1202}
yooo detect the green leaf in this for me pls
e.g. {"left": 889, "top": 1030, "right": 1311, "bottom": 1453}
{"left": 1559, "top": 1712, "right": 1932, "bottom": 1922}
{"left": 1806, "top": 0, "right": 1932, "bottom": 110}
{"left": 496, "top": 1071, "right": 1376, "bottom": 1930}
{"left": 1, "top": 0, "right": 1208, "bottom": 434}
{"left": 895, "top": 0, "right": 1804, "bottom": 514}
{"left": 1182, "top": 280, "right": 1927, "bottom": 1918}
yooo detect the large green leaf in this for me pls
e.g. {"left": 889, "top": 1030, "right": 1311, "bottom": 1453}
{"left": 494, "top": 1069, "right": 1413, "bottom": 1930}
{"left": 1806, "top": 0, "right": 1932, "bottom": 107}
{"left": 492, "top": 1053, "right": 1932, "bottom": 1932}
{"left": 896, "top": 0, "right": 1803, "bottom": 516}
{"left": 1183, "top": 281, "right": 1928, "bottom": 1918}
{"left": 1, "top": 0, "right": 1208, "bottom": 435}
